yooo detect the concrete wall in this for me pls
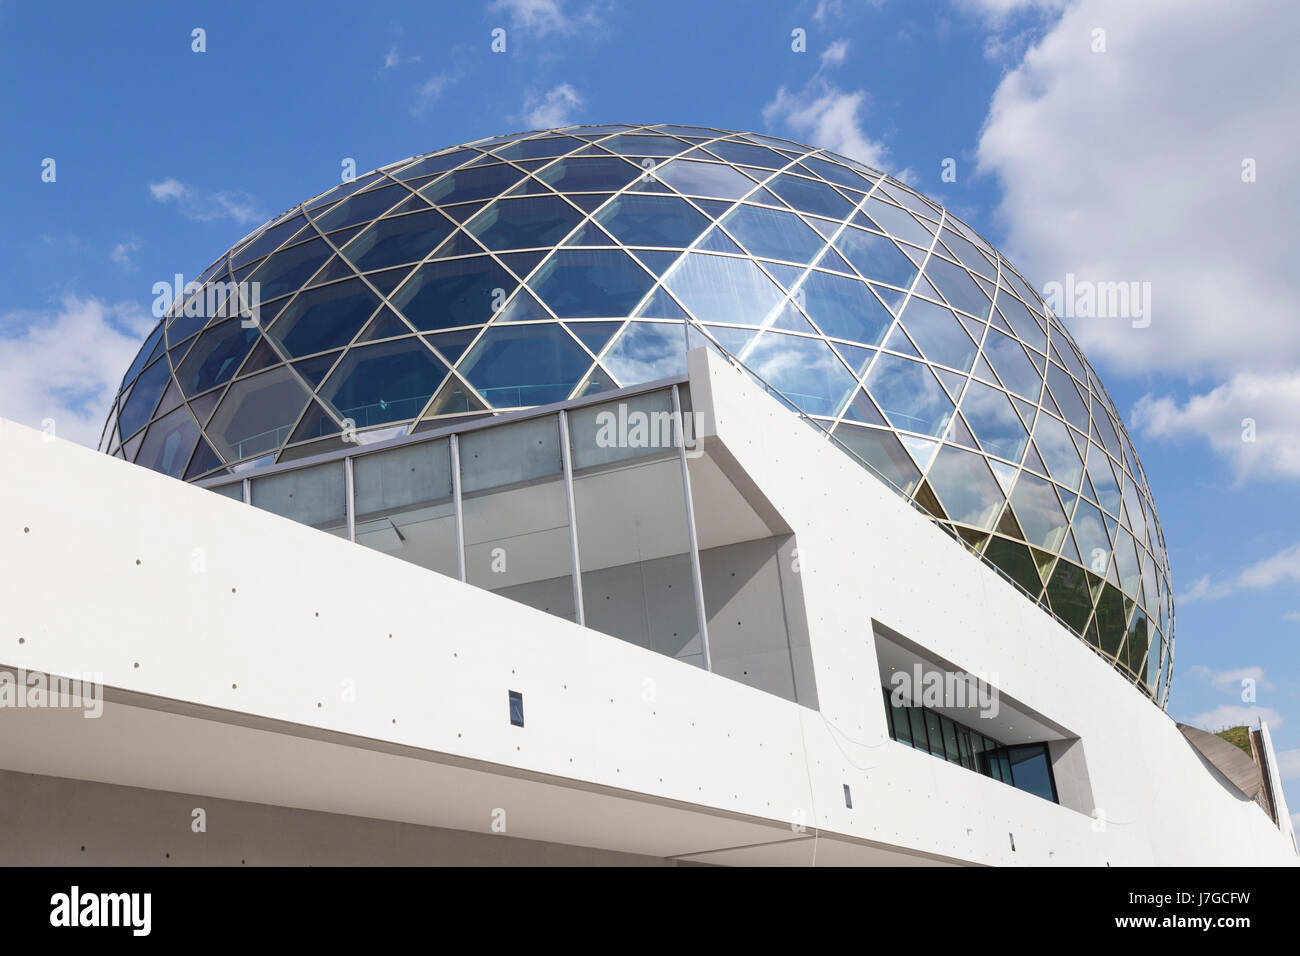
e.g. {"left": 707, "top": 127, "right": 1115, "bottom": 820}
{"left": 0, "top": 346, "right": 1295, "bottom": 865}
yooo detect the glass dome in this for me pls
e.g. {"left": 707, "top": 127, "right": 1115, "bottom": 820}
{"left": 101, "top": 124, "right": 1173, "bottom": 703}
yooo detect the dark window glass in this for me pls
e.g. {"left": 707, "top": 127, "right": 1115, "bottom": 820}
{"left": 720, "top": 204, "right": 825, "bottom": 264}
{"left": 528, "top": 250, "right": 654, "bottom": 318}
{"left": 268, "top": 279, "right": 380, "bottom": 358}
{"left": 594, "top": 195, "right": 710, "bottom": 247}
{"left": 536, "top": 156, "right": 642, "bottom": 192}
{"left": 248, "top": 239, "right": 333, "bottom": 301}
{"left": 835, "top": 227, "right": 917, "bottom": 289}
{"left": 420, "top": 164, "right": 525, "bottom": 205}
{"left": 832, "top": 423, "right": 922, "bottom": 495}
{"left": 206, "top": 366, "right": 312, "bottom": 462}
{"left": 801, "top": 155, "right": 877, "bottom": 191}
{"left": 342, "top": 209, "right": 454, "bottom": 272}
{"left": 465, "top": 195, "right": 585, "bottom": 250}
{"left": 796, "top": 270, "right": 892, "bottom": 345}
{"left": 599, "top": 134, "right": 689, "bottom": 156}
{"left": 1007, "top": 744, "right": 1057, "bottom": 802}
{"left": 394, "top": 149, "right": 476, "bottom": 181}
{"left": 704, "top": 140, "right": 789, "bottom": 168}
{"left": 176, "top": 319, "right": 260, "bottom": 397}
{"left": 767, "top": 173, "right": 855, "bottom": 219}
{"left": 392, "top": 256, "right": 516, "bottom": 331}
{"left": 121, "top": 322, "right": 164, "bottom": 389}
{"left": 459, "top": 324, "right": 591, "bottom": 407}
{"left": 494, "top": 136, "right": 583, "bottom": 160}
{"left": 656, "top": 160, "right": 755, "bottom": 199}
{"left": 907, "top": 707, "right": 929, "bottom": 751}
{"left": 134, "top": 405, "right": 200, "bottom": 479}
{"left": 232, "top": 215, "right": 307, "bottom": 269}
{"left": 313, "top": 184, "right": 407, "bottom": 233}
{"left": 318, "top": 339, "right": 448, "bottom": 428}
{"left": 118, "top": 357, "right": 173, "bottom": 438}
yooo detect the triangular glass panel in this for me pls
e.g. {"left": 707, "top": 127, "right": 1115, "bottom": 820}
{"left": 816, "top": 246, "right": 855, "bottom": 275}
{"left": 946, "top": 412, "right": 980, "bottom": 451}
{"left": 869, "top": 282, "right": 908, "bottom": 314}
{"left": 1023, "top": 442, "right": 1048, "bottom": 475}
{"left": 423, "top": 376, "right": 488, "bottom": 417}
{"left": 1058, "top": 489, "right": 1079, "bottom": 519}
{"left": 1011, "top": 396, "right": 1038, "bottom": 429}
{"left": 696, "top": 228, "right": 745, "bottom": 255}
{"left": 189, "top": 389, "right": 223, "bottom": 426}
{"left": 693, "top": 199, "right": 735, "bottom": 220}
{"left": 912, "top": 274, "right": 942, "bottom": 300}
{"left": 430, "top": 230, "right": 485, "bottom": 260}
{"left": 364, "top": 266, "right": 415, "bottom": 297}
{"left": 957, "top": 527, "right": 988, "bottom": 552}
{"left": 238, "top": 337, "right": 282, "bottom": 378}
{"left": 702, "top": 324, "right": 758, "bottom": 356}
{"left": 567, "top": 193, "right": 613, "bottom": 213}
{"left": 288, "top": 400, "right": 341, "bottom": 444}
{"left": 763, "top": 262, "right": 807, "bottom": 290}
{"left": 882, "top": 324, "right": 921, "bottom": 358}
{"left": 562, "top": 221, "right": 617, "bottom": 246}
{"left": 900, "top": 434, "right": 940, "bottom": 472}
{"left": 768, "top": 301, "right": 817, "bottom": 333}
{"left": 630, "top": 249, "right": 684, "bottom": 275}
{"left": 988, "top": 458, "right": 1018, "bottom": 495}
{"left": 443, "top": 202, "right": 488, "bottom": 223}
{"left": 633, "top": 287, "right": 688, "bottom": 319}
{"left": 853, "top": 211, "right": 882, "bottom": 233}
{"left": 804, "top": 217, "right": 838, "bottom": 239}
{"left": 576, "top": 365, "right": 618, "bottom": 398}
{"left": 358, "top": 307, "right": 411, "bottom": 342}
{"left": 997, "top": 507, "right": 1024, "bottom": 540}
{"left": 498, "top": 250, "right": 548, "bottom": 281}
{"left": 155, "top": 380, "right": 184, "bottom": 418}
{"left": 306, "top": 255, "right": 356, "bottom": 287}
{"left": 1031, "top": 547, "right": 1056, "bottom": 584}
{"left": 184, "top": 437, "right": 224, "bottom": 480}
{"left": 956, "top": 312, "right": 985, "bottom": 340}
{"left": 899, "top": 244, "right": 928, "bottom": 267}
{"left": 834, "top": 343, "right": 875, "bottom": 376}
{"left": 913, "top": 480, "right": 948, "bottom": 521}
{"left": 323, "top": 224, "right": 367, "bottom": 248}
{"left": 388, "top": 193, "right": 433, "bottom": 214}
{"left": 972, "top": 354, "right": 999, "bottom": 384}
{"left": 291, "top": 352, "right": 342, "bottom": 389}
{"left": 564, "top": 321, "right": 623, "bottom": 356}
{"left": 934, "top": 368, "right": 967, "bottom": 401}
{"left": 496, "top": 287, "right": 551, "bottom": 322}
{"left": 1062, "top": 532, "right": 1084, "bottom": 569}
{"left": 841, "top": 389, "right": 886, "bottom": 425}
{"left": 990, "top": 307, "right": 1014, "bottom": 335}
{"left": 424, "top": 328, "right": 482, "bottom": 365}
{"left": 753, "top": 187, "right": 786, "bottom": 207}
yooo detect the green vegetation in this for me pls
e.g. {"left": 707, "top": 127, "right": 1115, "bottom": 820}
{"left": 1215, "top": 725, "right": 1253, "bottom": 756}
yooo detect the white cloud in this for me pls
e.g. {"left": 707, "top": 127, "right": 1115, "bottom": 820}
{"left": 0, "top": 296, "right": 154, "bottom": 447}
{"left": 1131, "top": 372, "right": 1300, "bottom": 482}
{"left": 763, "top": 80, "right": 905, "bottom": 179}
{"left": 490, "top": 0, "right": 596, "bottom": 37}
{"left": 381, "top": 45, "right": 420, "bottom": 70}
{"left": 1284, "top": 611, "right": 1300, "bottom": 623}
{"left": 820, "top": 39, "right": 849, "bottom": 67}
{"left": 411, "top": 73, "right": 455, "bottom": 116}
{"left": 109, "top": 239, "right": 140, "bottom": 270}
{"left": 955, "top": 0, "right": 1065, "bottom": 20}
{"left": 1277, "top": 749, "right": 1300, "bottom": 780}
{"left": 523, "top": 83, "right": 583, "bottom": 128}
{"left": 975, "top": 0, "right": 1300, "bottom": 379}
{"left": 812, "top": 0, "right": 845, "bottom": 23}
{"left": 148, "top": 179, "right": 263, "bottom": 225}
{"left": 1180, "top": 542, "right": 1300, "bottom": 604}
{"left": 1186, "top": 665, "right": 1272, "bottom": 696}
{"left": 1188, "top": 705, "right": 1283, "bottom": 734}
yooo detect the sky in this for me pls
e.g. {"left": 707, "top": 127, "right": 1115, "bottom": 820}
{"left": 1, "top": 0, "right": 1297, "bottom": 825}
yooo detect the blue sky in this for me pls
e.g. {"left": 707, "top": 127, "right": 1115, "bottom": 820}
{"left": 1, "top": 0, "right": 1297, "bottom": 820}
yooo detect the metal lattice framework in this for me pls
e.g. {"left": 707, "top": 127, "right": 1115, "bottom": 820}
{"left": 100, "top": 124, "right": 1174, "bottom": 704}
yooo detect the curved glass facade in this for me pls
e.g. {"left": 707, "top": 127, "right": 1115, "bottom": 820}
{"left": 100, "top": 124, "right": 1173, "bottom": 704}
